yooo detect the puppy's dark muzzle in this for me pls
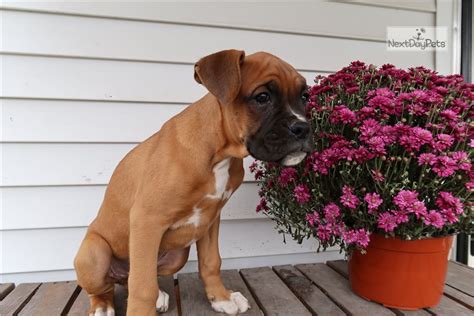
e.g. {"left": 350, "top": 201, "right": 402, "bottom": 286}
{"left": 289, "top": 121, "right": 310, "bottom": 140}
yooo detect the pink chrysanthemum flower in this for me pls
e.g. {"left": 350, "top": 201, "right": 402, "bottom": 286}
{"left": 364, "top": 192, "right": 383, "bottom": 213}
{"left": 436, "top": 192, "right": 464, "bottom": 215}
{"left": 433, "top": 133, "right": 454, "bottom": 152}
{"left": 294, "top": 184, "right": 311, "bottom": 204}
{"left": 306, "top": 211, "right": 320, "bottom": 227}
{"left": 393, "top": 190, "right": 419, "bottom": 211}
{"left": 256, "top": 198, "right": 268, "bottom": 213}
{"left": 340, "top": 185, "right": 360, "bottom": 209}
{"left": 324, "top": 203, "right": 341, "bottom": 223}
{"left": 343, "top": 229, "right": 371, "bottom": 248}
{"left": 278, "top": 167, "right": 297, "bottom": 186}
{"left": 377, "top": 212, "right": 398, "bottom": 232}
{"left": 423, "top": 210, "right": 446, "bottom": 228}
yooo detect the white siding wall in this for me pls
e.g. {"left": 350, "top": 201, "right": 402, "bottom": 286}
{"left": 1, "top": 0, "right": 444, "bottom": 283}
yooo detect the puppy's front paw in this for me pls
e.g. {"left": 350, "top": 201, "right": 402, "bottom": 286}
{"left": 156, "top": 289, "right": 169, "bottom": 313}
{"left": 91, "top": 306, "right": 115, "bottom": 316}
{"left": 211, "top": 292, "right": 250, "bottom": 315}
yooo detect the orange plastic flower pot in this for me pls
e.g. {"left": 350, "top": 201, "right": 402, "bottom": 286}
{"left": 349, "top": 233, "right": 453, "bottom": 310}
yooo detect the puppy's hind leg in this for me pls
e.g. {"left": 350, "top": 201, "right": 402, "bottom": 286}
{"left": 74, "top": 232, "right": 115, "bottom": 316}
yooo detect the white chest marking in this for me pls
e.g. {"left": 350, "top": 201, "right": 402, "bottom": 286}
{"left": 187, "top": 206, "right": 201, "bottom": 227}
{"left": 207, "top": 158, "right": 232, "bottom": 200}
{"left": 170, "top": 206, "right": 201, "bottom": 230}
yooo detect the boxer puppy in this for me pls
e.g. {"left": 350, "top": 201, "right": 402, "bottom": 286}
{"left": 74, "top": 49, "right": 312, "bottom": 316}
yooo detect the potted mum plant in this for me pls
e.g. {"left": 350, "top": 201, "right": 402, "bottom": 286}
{"left": 251, "top": 62, "right": 474, "bottom": 310}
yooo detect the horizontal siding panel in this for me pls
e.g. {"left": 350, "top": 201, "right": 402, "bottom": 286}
{"left": 337, "top": 0, "right": 436, "bottom": 12}
{"left": 1, "top": 143, "right": 256, "bottom": 186}
{"left": 1, "top": 183, "right": 262, "bottom": 230}
{"left": 1, "top": 219, "right": 319, "bottom": 274}
{"left": 2, "top": 99, "right": 187, "bottom": 143}
{"left": 0, "top": 251, "right": 343, "bottom": 283}
{"left": 1, "top": 2, "right": 435, "bottom": 41}
{"left": 1, "top": 55, "right": 320, "bottom": 102}
{"left": 2, "top": 10, "right": 434, "bottom": 71}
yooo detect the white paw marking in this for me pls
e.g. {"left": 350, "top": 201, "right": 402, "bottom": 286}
{"left": 211, "top": 292, "right": 250, "bottom": 315}
{"left": 207, "top": 158, "right": 231, "bottom": 200}
{"left": 156, "top": 289, "right": 169, "bottom": 313}
{"left": 92, "top": 307, "right": 114, "bottom": 316}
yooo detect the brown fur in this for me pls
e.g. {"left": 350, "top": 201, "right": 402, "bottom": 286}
{"left": 74, "top": 50, "right": 305, "bottom": 315}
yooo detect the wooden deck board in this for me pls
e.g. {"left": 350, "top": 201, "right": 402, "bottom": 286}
{"left": 446, "top": 261, "right": 474, "bottom": 296}
{"left": 18, "top": 281, "right": 78, "bottom": 316}
{"left": 273, "top": 265, "right": 345, "bottom": 315}
{"left": 444, "top": 284, "right": 474, "bottom": 310}
{"left": 67, "top": 287, "right": 90, "bottom": 315}
{"left": 0, "top": 284, "right": 15, "bottom": 301}
{"left": 240, "top": 266, "right": 311, "bottom": 316}
{"left": 297, "top": 263, "right": 395, "bottom": 315}
{"left": 427, "top": 295, "right": 474, "bottom": 315}
{"left": 3, "top": 261, "right": 473, "bottom": 315}
{"left": 178, "top": 270, "right": 261, "bottom": 316}
{"left": 0, "top": 283, "right": 41, "bottom": 316}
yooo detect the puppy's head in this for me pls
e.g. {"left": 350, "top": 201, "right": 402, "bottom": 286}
{"left": 194, "top": 49, "right": 313, "bottom": 166}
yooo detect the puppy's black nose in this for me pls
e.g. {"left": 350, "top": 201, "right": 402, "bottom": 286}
{"left": 289, "top": 121, "right": 310, "bottom": 139}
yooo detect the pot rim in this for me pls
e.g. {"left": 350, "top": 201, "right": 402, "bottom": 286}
{"left": 363, "top": 233, "right": 454, "bottom": 253}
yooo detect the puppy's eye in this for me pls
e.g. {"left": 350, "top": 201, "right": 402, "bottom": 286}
{"left": 301, "top": 92, "right": 310, "bottom": 103}
{"left": 255, "top": 92, "right": 271, "bottom": 104}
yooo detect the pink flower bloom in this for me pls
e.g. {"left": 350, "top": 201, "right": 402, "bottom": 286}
{"left": 294, "top": 184, "right": 311, "bottom": 204}
{"left": 330, "top": 105, "right": 357, "bottom": 124}
{"left": 343, "top": 229, "right": 371, "bottom": 248}
{"left": 451, "top": 151, "right": 471, "bottom": 171}
{"left": 324, "top": 203, "right": 341, "bottom": 223}
{"left": 249, "top": 161, "right": 258, "bottom": 173}
{"left": 399, "top": 127, "right": 433, "bottom": 152}
{"left": 359, "top": 119, "right": 381, "bottom": 141}
{"left": 371, "top": 169, "right": 385, "bottom": 182}
{"left": 418, "top": 153, "right": 437, "bottom": 165}
{"left": 346, "top": 86, "right": 360, "bottom": 94}
{"left": 375, "top": 87, "right": 396, "bottom": 98}
{"left": 436, "top": 192, "right": 464, "bottom": 215}
{"left": 469, "top": 139, "right": 474, "bottom": 148}
{"left": 278, "top": 167, "right": 297, "bottom": 186}
{"left": 432, "top": 156, "right": 458, "bottom": 177}
{"left": 306, "top": 211, "right": 320, "bottom": 227}
{"left": 435, "top": 86, "right": 449, "bottom": 95}
{"left": 466, "top": 181, "right": 474, "bottom": 191}
{"left": 366, "top": 136, "right": 387, "bottom": 155}
{"left": 340, "top": 185, "right": 360, "bottom": 209}
{"left": 393, "top": 212, "right": 409, "bottom": 224}
{"left": 393, "top": 190, "right": 419, "bottom": 211}
{"left": 440, "top": 208, "right": 459, "bottom": 224}
{"left": 256, "top": 198, "right": 268, "bottom": 213}
{"left": 440, "top": 109, "right": 458, "bottom": 121}
{"left": 423, "top": 210, "right": 446, "bottom": 228}
{"left": 364, "top": 193, "right": 383, "bottom": 213}
{"left": 317, "top": 224, "right": 332, "bottom": 241}
{"left": 377, "top": 212, "right": 399, "bottom": 232}
{"left": 368, "top": 96, "right": 398, "bottom": 115}
{"left": 409, "top": 201, "right": 428, "bottom": 218}
{"left": 433, "top": 133, "right": 454, "bottom": 151}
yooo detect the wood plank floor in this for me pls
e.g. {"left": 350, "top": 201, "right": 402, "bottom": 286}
{"left": 1, "top": 260, "right": 472, "bottom": 315}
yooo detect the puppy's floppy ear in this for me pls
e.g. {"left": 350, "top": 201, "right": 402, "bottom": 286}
{"left": 194, "top": 49, "right": 245, "bottom": 104}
